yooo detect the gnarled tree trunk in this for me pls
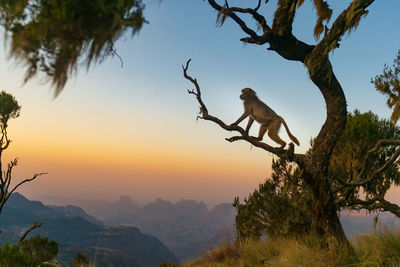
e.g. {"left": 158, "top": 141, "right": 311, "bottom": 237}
{"left": 189, "top": 0, "right": 376, "bottom": 246}
{"left": 304, "top": 57, "right": 348, "bottom": 244}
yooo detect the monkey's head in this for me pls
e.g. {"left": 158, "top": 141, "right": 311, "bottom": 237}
{"left": 240, "top": 87, "right": 256, "bottom": 100}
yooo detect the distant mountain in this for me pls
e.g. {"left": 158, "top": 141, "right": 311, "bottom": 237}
{"left": 35, "top": 194, "right": 400, "bottom": 262}
{"left": 0, "top": 193, "right": 178, "bottom": 266}
{"left": 65, "top": 196, "right": 141, "bottom": 222}
{"left": 340, "top": 210, "right": 400, "bottom": 236}
{"left": 3, "top": 192, "right": 102, "bottom": 225}
{"left": 80, "top": 197, "right": 236, "bottom": 261}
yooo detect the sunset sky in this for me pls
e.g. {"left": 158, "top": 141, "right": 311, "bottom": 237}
{"left": 0, "top": 0, "right": 400, "bottom": 207}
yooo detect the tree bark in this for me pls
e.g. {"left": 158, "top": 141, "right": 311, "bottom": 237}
{"left": 304, "top": 56, "right": 349, "bottom": 245}
{"left": 202, "top": 0, "right": 375, "bottom": 247}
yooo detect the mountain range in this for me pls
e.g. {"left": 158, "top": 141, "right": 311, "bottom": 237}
{"left": 3, "top": 193, "right": 400, "bottom": 265}
{"left": 70, "top": 195, "right": 400, "bottom": 260}
{"left": 74, "top": 197, "right": 236, "bottom": 260}
{"left": 0, "top": 193, "right": 178, "bottom": 266}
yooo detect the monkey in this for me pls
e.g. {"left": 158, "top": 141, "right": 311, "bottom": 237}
{"left": 231, "top": 87, "right": 300, "bottom": 148}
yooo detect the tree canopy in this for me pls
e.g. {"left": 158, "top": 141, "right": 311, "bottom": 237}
{"left": 234, "top": 158, "right": 311, "bottom": 240}
{"left": 372, "top": 49, "right": 400, "bottom": 123}
{"left": 0, "top": 0, "right": 145, "bottom": 96}
{"left": 0, "top": 91, "right": 20, "bottom": 129}
{"left": 331, "top": 110, "right": 400, "bottom": 216}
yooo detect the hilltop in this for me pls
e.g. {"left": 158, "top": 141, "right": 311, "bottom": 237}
{"left": 0, "top": 193, "right": 178, "bottom": 266}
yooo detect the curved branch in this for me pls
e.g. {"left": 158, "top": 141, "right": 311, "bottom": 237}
{"left": 335, "top": 139, "right": 400, "bottom": 197}
{"left": 227, "top": 1, "right": 269, "bottom": 32}
{"left": 208, "top": 0, "right": 271, "bottom": 45}
{"left": 7, "top": 172, "right": 48, "bottom": 200}
{"left": 346, "top": 198, "right": 400, "bottom": 218}
{"left": 356, "top": 140, "right": 400, "bottom": 185}
{"left": 183, "top": 59, "right": 304, "bottom": 165}
{"left": 0, "top": 164, "right": 47, "bottom": 215}
{"left": 0, "top": 127, "right": 11, "bottom": 150}
{"left": 19, "top": 222, "right": 44, "bottom": 243}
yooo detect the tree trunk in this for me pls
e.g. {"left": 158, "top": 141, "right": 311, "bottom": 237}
{"left": 310, "top": 173, "right": 349, "bottom": 245}
{"left": 304, "top": 55, "right": 350, "bottom": 245}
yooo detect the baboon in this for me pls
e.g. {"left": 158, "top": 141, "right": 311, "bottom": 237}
{"left": 231, "top": 88, "right": 300, "bottom": 148}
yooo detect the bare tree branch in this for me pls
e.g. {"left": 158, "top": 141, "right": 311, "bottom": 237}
{"left": 0, "top": 127, "right": 10, "bottom": 150}
{"left": 335, "top": 139, "right": 400, "bottom": 196}
{"left": 356, "top": 140, "right": 400, "bottom": 184}
{"left": 19, "top": 222, "right": 44, "bottom": 243}
{"left": 183, "top": 59, "right": 304, "bottom": 165}
{"left": 345, "top": 197, "right": 400, "bottom": 218}
{"left": 0, "top": 162, "right": 47, "bottom": 215}
{"left": 4, "top": 159, "right": 18, "bottom": 191}
{"left": 226, "top": 1, "right": 269, "bottom": 32}
{"left": 208, "top": 0, "right": 271, "bottom": 45}
{"left": 7, "top": 172, "right": 48, "bottom": 200}
{"left": 355, "top": 140, "right": 400, "bottom": 187}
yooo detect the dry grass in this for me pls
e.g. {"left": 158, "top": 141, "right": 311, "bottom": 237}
{"left": 182, "top": 232, "right": 400, "bottom": 267}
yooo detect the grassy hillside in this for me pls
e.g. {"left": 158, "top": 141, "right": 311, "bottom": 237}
{"left": 181, "top": 232, "right": 400, "bottom": 267}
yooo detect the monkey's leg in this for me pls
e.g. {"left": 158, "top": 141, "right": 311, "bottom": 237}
{"left": 245, "top": 118, "right": 254, "bottom": 135}
{"left": 257, "top": 124, "right": 268, "bottom": 141}
{"left": 267, "top": 120, "right": 286, "bottom": 148}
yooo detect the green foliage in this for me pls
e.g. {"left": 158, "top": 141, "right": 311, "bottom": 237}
{"left": 0, "top": 243, "right": 30, "bottom": 267}
{"left": 0, "top": 0, "right": 145, "bottom": 96}
{"left": 330, "top": 110, "right": 400, "bottom": 206}
{"left": 372, "top": 49, "right": 400, "bottom": 123}
{"left": 21, "top": 235, "right": 59, "bottom": 264}
{"left": 0, "top": 90, "right": 21, "bottom": 128}
{"left": 234, "top": 158, "right": 311, "bottom": 241}
{"left": 0, "top": 235, "right": 58, "bottom": 266}
{"left": 71, "top": 252, "right": 89, "bottom": 266}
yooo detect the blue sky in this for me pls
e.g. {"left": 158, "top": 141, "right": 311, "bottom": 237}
{"left": 1, "top": 0, "right": 400, "bottom": 206}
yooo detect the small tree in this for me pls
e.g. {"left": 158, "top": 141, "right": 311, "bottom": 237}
{"left": 234, "top": 158, "right": 311, "bottom": 241}
{"left": 233, "top": 111, "right": 400, "bottom": 241}
{"left": 0, "top": 235, "right": 58, "bottom": 266}
{"left": 331, "top": 111, "right": 400, "bottom": 215}
{"left": 0, "top": 91, "right": 47, "bottom": 215}
{"left": 183, "top": 0, "right": 400, "bottom": 247}
{"left": 372, "top": 49, "right": 400, "bottom": 123}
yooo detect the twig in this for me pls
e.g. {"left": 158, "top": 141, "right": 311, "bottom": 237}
{"left": 110, "top": 47, "right": 124, "bottom": 68}
{"left": 208, "top": 0, "right": 271, "bottom": 44}
{"left": 0, "top": 169, "right": 48, "bottom": 215}
{"left": 19, "top": 222, "right": 44, "bottom": 243}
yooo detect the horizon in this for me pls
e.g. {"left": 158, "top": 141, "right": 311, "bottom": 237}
{"left": 0, "top": 0, "right": 399, "bottom": 208}
{"left": 32, "top": 193, "right": 231, "bottom": 209}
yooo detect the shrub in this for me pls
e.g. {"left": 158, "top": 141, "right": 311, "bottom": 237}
{"left": 0, "top": 235, "right": 58, "bottom": 266}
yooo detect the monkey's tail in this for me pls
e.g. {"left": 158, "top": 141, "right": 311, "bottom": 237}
{"left": 279, "top": 117, "right": 300, "bottom": 146}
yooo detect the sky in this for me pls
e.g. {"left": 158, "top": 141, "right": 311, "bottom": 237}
{"left": 0, "top": 0, "right": 400, "bottom": 207}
